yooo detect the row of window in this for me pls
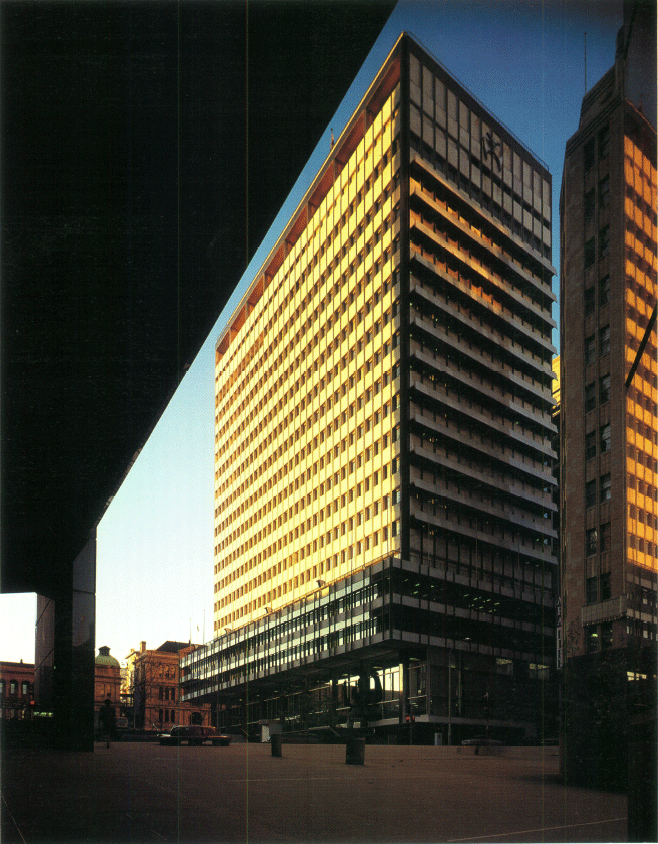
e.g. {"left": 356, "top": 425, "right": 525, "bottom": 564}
{"left": 158, "top": 686, "right": 176, "bottom": 701}
{"left": 216, "top": 423, "right": 399, "bottom": 542}
{"left": 216, "top": 520, "right": 399, "bottom": 621}
{"left": 216, "top": 460, "right": 399, "bottom": 566}
{"left": 584, "top": 375, "right": 610, "bottom": 412}
{"left": 584, "top": 274, "right": 610, "bottom": 315}
{"left": 585, "top": 523, "right": 611, "bottom": 557}
{"left": 585, "top": 473, "right": 611, "bottom": 508}
{"left": 158, "top": 709, "right": 176, "bottom": 723}
{"left": 584, "top": 325, "right": 610, "bottom": 363}
{"left": 0, "top": 680, "right": 31, "bottom": 696}
{"left": 215, "top": 310, "right": 399, "bottom": 510}
{"left": 583, "top": 124, "right": 609, "bottom": 171}
{"left": 584, "top": 174, "right": 610, "bottom": 221}
{"left": 216, "top": 386, "right": 399, "bottom": 528}
{"left": 585, "top": 424, "right": 611, "bottom": 459}
{"left": 584, "top": 225, "right": 610, "bottom": 267}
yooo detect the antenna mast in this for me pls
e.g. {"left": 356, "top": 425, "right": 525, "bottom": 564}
{"left": 584, "top": 32, "right": 587, "bottom": 93}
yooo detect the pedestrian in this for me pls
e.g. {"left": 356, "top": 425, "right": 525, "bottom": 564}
{"left": 99, "top": 699, "right": 116, "bottom": 749}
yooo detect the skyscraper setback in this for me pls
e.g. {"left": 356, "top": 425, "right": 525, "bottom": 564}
{"left": 183, "top": 33, "right": 558, "bottom": 744}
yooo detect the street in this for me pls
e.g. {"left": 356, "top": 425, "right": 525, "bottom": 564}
{"left": 2, "top": 742, "right": 628, "bottom": 843}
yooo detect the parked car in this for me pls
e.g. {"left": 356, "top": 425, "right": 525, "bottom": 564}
{"left": 461, "top": 736, "right": 502, "bottom": 746}
{"left": 158, "top": 725, "right": 231, "bottom": 746}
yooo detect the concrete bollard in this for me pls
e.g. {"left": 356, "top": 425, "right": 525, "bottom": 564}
{"left": 345, "top": 736, "right": 365, "bottom": 765}
{"left": 271, "top": 734, "right": 282, "bottom": 757}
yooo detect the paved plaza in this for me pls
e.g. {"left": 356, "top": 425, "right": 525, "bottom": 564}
{"left": 2, "top": 742, "right": 628, "bottom": 843}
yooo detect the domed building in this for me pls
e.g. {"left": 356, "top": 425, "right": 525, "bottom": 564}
{"left": 94, "top": 646, "right": 121, "bottom": 716}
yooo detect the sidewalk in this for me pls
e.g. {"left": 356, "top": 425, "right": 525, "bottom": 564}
{"left": 2, "top": 742, "right": 628, "bottom": 843}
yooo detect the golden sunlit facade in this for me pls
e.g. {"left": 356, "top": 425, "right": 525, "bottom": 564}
{"left": 559, "top": 11, "right": 656, "bottom": 789}
{"left": 213, "top": 76, "right": 402, "bottom": 635}
{"left": 624, "top": 132, "right": 658, "bottom": 583}
{"left": 184, "top": 33, "right": 559, "bottom": 745}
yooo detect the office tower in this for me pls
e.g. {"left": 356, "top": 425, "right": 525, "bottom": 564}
{"left": 559, "top": 3, "right": 656, "bottom": 790}
{"left": 183, "top": 32, "right": 558, "bottom": 745}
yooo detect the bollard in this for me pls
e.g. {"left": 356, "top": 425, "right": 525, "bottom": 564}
{"left": 345, "top": 736, "right": 365, "bottom": 765}
{"left": 271, "top": 734, "right": 282, "bottom": 757}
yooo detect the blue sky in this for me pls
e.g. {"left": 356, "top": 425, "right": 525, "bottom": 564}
{"left": 1, "top": 0, "right": 623, "bottom": 665}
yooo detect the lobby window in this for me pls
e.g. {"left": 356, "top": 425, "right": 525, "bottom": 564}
{"left": 599, "top": 325, "right": 610, "bottom": 356}
{"left": 598, "top": 175, "right": 610, "bottom": 209}
{"left": 600, "top": 472, "right": 611, "bottom": 502}
{"left": 587, "top": 627, "right": 599, "bottom": 652}
{"left": 600, "top": 422, "right": 611, "bottom": 453}
{"left": 600, "top": 570, "right": 611, "bottom": 599}
{"left": 585, "top": 334, "right": 596, "bottom": 365}
{"left": 586, "top": 576, "right": 598, "bottom": 604}
{"left": 586, "top": 527, "right": 598, "bottom": 556}
{"left": 600, "top": 373, "right": 610, "bottom": 404}
{"left": 585, "top": 382, "right": 596, "bottom": 412}
{"left": 601, "top": 621, "right": 613, "bottom": 649}
{"left": 586, "top": 430, "right": 597, "bottom": 460}
{"left": 599, "top": 224, "right": 610, "bottom": 258}
{"left": 584, "top": 285, "right": 595, "bottom": 315}
{"left": 586, "top": 479, "right": 597, "bottom": 508}
{"left": 599, "top": 274, "right": 610, "bottom": 306}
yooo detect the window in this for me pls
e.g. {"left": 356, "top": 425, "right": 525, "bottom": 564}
{"left": 600, "top": 373, "right": 610, "bottom": 404}
{"left": 599, "top": 224, "right": 610, "bottom": 258}
{"left": 585, "top": 188, "right": 595, "bottom": 222}
{"left": 584, "top": 137, "right": 595, "bottom": 171}
{"left": 586, "top": 430, "right": 597, "bottom": 460}
{"left": 585, "top": 382, "right": 596, "bottom": 412}
{"left": 599, "top": 325, "right": 610, "bottom": 356}
{"left": 599, "top": 274, "right": 610, "bottom": 306}
{"left": 600, "top": 570, "right": 611, "bottom": 599}
{"left": 598, "top": 174, "right": 610, "bottom": 209}
{"left": 600, "top": 523, "right": 611, "bottom": 553}
{"left": 586, "top": 576, "right": 598, "bottom": 604}
{"left": 598, "top": 124, "right": 610, "bottom": 158}
{"left": 586, "top": 479, "right": 597, "bottom": 508}
{"left": 600, "top": 423, "right": 611, "bottom": 452}
{"left": 585, "top": 334, "right": 596, "bottom": 365}
{"left": 584, "top": 285, "right": 595, "bottom": 315}
{"left": 587, "top": 627, "right": 599, "bottom": 652}
{"left": 601, "top": 621, "right": 613, "bottom": 649}
{"left": 585, "top": 238, "right": 596, "bottom": 269}
{"left": 600, "top": 473, "right": 611, "bottom": 502}
{"left": 586, "top": 527, "right": 598, "bottom": 555}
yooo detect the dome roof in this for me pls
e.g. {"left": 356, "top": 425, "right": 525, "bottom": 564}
{"left": 95, "top": 646, "right": 120, "bottom": 667}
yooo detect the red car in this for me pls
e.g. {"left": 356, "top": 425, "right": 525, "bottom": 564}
{"left": 158, "top": 725, "right": 231, "bottom": 746}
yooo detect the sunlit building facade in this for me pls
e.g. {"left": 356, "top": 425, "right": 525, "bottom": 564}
{"left": 183, "top": 33, "right": 558, "bottom": 744}
{"left": 559, "top": 6, "right": 657, "bottom": 789}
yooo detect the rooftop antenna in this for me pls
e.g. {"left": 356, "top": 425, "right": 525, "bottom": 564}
{"left": 584, "top": 32, "right": 587, "bottom": 93}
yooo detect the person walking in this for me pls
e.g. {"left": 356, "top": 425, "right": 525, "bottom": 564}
{"left": 99, "top": 699, "right": 116, "bottom": 749}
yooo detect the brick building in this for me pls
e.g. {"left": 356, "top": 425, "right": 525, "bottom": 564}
{"left": 559, "top": 2, "right": 656, "bottom": 790}
{"left": 130, "top": 642, "right": 210, "bottom": 732}
{"left": 0, "top": 660, "right": 35, "bottom": 720}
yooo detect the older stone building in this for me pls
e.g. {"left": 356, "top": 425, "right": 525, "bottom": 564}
{"left": 131, "top": 641, "right": 210, "bottom": 732}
